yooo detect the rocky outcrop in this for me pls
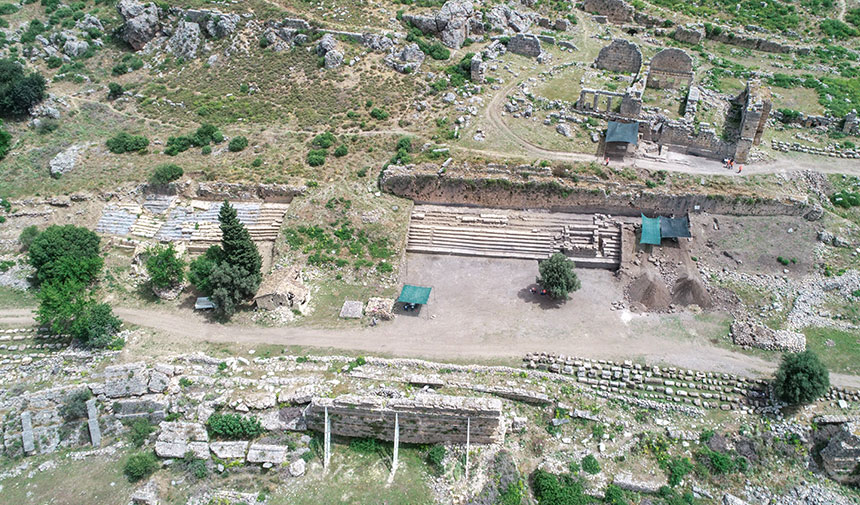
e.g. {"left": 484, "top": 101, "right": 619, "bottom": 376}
{"left": 582, "top": 0, "right": 634, "bottom": 23}
{"left": 385, "top": 43, "right": 425, "bottom": 73}
{"left": 49, "top": 144, "right": 86, "bottom": 177}
{"left": 362, "top": 33, "right": 394, "bottom": 52}
{"left": 470, "top": 53, "right": 485, "bottom": 83}
{"left": 76, "top": 14, "right": 104, "bottom": 32}
{"left": 673, "top": 25, "right": 704, "bottom": 44}
{"left": 117, "top": 0, "right": 161, "bottom": 50}
{"left": 402, "top": 0, "right": 483, "bottom": 49}
{"left": 155, "top": 421, "right": 209, "bottom": 459}
{"left": 167, "top": 21, "right": 201, "bottom": 60}
{"left": 729, "top": 319, "right": 805, "bottom": 352}
{"left": 63, "top": 38, "right": 90, "bottom": 58}
{"left": 316, "top": 34, "right": 344, "bottom": 69}
{"left": 184, "top": 9, "right": 240, "bottom": 38}
{"left": 485, "top": 5, "right": 533, "bottom": 33}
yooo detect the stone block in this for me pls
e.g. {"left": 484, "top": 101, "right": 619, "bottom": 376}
{"left": 21, "top": 412, "right": 35, "bottom": 454}
{"left": 246, "top": 443, "right": 288, "bottom": 464}
{"left": 86, "top": 399, "right": 101, "bottom": 447}
{"left": 210, "top": 441, "right": 249, "bottom": 459}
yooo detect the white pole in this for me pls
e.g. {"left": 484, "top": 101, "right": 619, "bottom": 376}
{"left": 393, "top": 413, "right": 399, "bottom": 473}
{"left": 465, "top": 417, "right": 470, "bottom": 482}
{"left": 324, "top": 406, "right": 331, "bottom": 470}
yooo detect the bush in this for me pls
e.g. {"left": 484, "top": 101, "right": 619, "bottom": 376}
{"left": 129, "top": 419, "right": 156, "bottom": 447}
{"left": 665, "top": 456, "right": 693, "bottom": 487}
{"left": 107, "top": 82, "right": 124, "bottom": 100}
{"left": 307, "top": 149, "right": 327, "bottom": 166}
{"left": 536, "top": 253, "right": 581, "bottom": 300}
{"left": 774, "top": 350, "right": 830, "bottom": 405}
{"left": 145, "top": 244, "right": 185, "bottom": 289}
{"left": 334, "top": 144, "right": 348, "bottom": 157}
{"left": 0, "top": 58, "right": 47, "bottom": 117}
{"left": 582, "top": 454, "right": 600, "bottom": 474}
{"left": 59, "top": 389, "right": 92, "bottom": 422}
{"left": 28, "top": 224, "right": 101, "bottom": 285}
{"left": 312, "top": 132, "right": 336, "bottom": 148}
{"left": 604, "top": 484, "right": 627, "bottom": 505}
{"left": 18, "top": 225, "right": 39, "bottom": 250}
{"left": 532, "top": 469, "right": 591, "bottom": 505}
{"left": 228, "top": 136, "right": 248, "bottom": 152}
{"left": 150, "top": 163, "right": 183, "bottom": 184}
{"left": 0, "top": 119, "right": 10, "bottom": 160}
{"left": 68, "top": 301, "right": 122, "bottom": 348}
{"left": 830, "top": 190, "right": 860, "bottom": 208}
{"left": 821, "top": 19, "right": 859, "bottom": 39}
{"left": 124, "top": 451, "right": 159, "bottom": 482}
{"left": 206, "top": 412, "right": 263, "bottom": 439}
{"left": 369, "top": 108, "right": 389, "bottom": 120}
{"left": 349, "top": 437, "right": 381, "bottom": 454}
{"left": 106, "top": 132, "right": 149, "bottom": 154}
{"left": 427, "top": 444, "right": 445, "bottom": 473}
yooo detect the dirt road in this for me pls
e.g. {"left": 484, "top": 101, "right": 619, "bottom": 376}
{"left": 4, "top": 256, "right": 859, "bottom": 389}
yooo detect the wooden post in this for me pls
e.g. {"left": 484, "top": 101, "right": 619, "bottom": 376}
{"left": 324, "top": 406, "right": 331, "bottom": 470}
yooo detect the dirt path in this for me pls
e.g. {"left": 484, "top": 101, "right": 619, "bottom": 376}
{"left": 838, "top": 0, "right": 847, "bottom": 20}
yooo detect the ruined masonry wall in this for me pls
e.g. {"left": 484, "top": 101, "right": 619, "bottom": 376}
{"left": 305, "top": 394, "right": 504, "bottom": 444}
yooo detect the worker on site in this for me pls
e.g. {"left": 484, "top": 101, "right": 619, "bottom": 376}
{"left": 737, "top": 164, "right": 743, "bottom": 174}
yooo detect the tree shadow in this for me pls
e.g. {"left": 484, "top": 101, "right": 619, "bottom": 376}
{"left": 516, "top": 283, "right": 566, "bottom": 310}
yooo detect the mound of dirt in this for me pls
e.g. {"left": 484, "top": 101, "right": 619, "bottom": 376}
{"left": 671, "top": 274, "right": 712, "bottom": 308}
{"left": 627, "top": 271, "right": 671, "bottom": 311}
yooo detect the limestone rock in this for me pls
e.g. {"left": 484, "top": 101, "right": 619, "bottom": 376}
{"left": 246, "top": 443, "right": 288, "bottom": 464}
{"left": 117, "top": 0, "right": 161, "bottom": 51}
{"left": 49, "top": 144, "right": 86, "bottom": 177}
{"left": 102, "top": 362, "right": 149, "bottom": 398}
{"left": 485, "top": 5, "right": 532, "bottom": 33}
{"left": 130, "top": 478, "right": 159, "bottom": 505}
{"left": 317, "top": 33, "right": 337, "bottom": 55}
{"left": 324, "top": 50, "right": 344, "bottom": 69}
{"left": 148, "top": 371, "right": 169, "bottom": 393}
{"left": 362, "top": 33, "right": 394, "bottom": 52}
{"left": 167, "top": 21, "right": 200, "bottom": 60}
{"left": 289, "top": 458, "right": 306, "bottom": 477}
{"left": 402, "top": 0, "right": 481, "bottom": 49}
{"left": 76, "top": 14, "right": 104, "bottom": 32}
{"left": 673, "top": 25, "right": 704, "bottom": 45}
{"left": 385, "top": 43, "right": 425, "bottom": 73}
{"left": 507, "top": 33, "right": 542, "bottom": 58}
{"left": 155, "top": 421, "right": 209, "bottom": 459}
{"left": 209, "top": 441, "right": 249, "bottom": 459}
{"left": 556, "top": 123, "right": 572, "bottom": 137}
{"left": 63, "top": 39, "right": 90, "bottom": 58}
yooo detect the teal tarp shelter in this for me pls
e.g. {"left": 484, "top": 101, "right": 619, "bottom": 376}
{"left": 397, "top": 285, "right": 432, "bottom": 305}
{"left": 640, "top": 214, "right": 662, "bottom": 245}
{"left": 606, "top": 121, "right": 640, "bottom": 145}
{"left": 660, "top": 215, "right": 691, "bottom": 239}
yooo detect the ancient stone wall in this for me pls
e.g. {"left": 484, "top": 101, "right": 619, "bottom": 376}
{"left": 705, "top": 28, "right": 804, "bottom": 54}
{"left": 643, "top": 119, "right": 736, "bottom": 160}
{"left": 195, "top": 182, "right": 305, "bottom": 202}
{"left": 380, "top": 164, "right": 816, "bottom": 218}
{"left": 594, "top": 39, "right": 641, "bottom": 74}
{"left": 507, "top": 33, "right": 542, "bottom": 58}
{"left": 304, "top": 394, "right": 504, "bottom": 444}
{"left": 582, "top": 0, "right": 634, "bottom": 23}
{"left": 672, "top": 25, "right": 704, "bottom": 44}
{"left": 735, "top": 80, "right": 771, "bottom": 162}
{"left": 646, "top": 48, "right": 693, "bottom": 90}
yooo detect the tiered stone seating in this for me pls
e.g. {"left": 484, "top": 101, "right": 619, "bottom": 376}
{"left": 407, "top": 205, "right": 622, "bottom": 268}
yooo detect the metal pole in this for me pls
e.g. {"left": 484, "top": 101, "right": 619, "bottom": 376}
{"left": 324, "top": 406, "right": 331, "bottom": 470}
{"left": 393, "top": 413, "right": 399, "bottom": 473}
{"left": 465, "top": 417, "right": 470, "bottom": 481}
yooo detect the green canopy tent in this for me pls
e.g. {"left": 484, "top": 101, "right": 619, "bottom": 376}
{"left": 397, "top": 285, "right": 432, "bottom": 305}
{"left": 660, "top": 215, "right": 691, "bottom": 239}
{"left": 640, "top": 214, "right": 662, "bottom": 245}
{"left": 606, "top": 121, "right": 640, "bottom": 145}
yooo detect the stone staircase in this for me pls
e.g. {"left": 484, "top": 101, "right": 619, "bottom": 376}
{"left": 407, "top": 205, "right": 622, "bottom": 268}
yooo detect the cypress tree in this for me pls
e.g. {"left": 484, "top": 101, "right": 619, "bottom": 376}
{"left": 218, "top": 201, "right": 262, "bottom": 283}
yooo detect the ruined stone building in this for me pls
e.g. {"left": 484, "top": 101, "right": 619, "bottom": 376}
{"left": 734, "top": 80, "right": 772, "bottom": 163}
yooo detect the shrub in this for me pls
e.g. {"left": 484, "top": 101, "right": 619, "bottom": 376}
{"left": 206, "top": 412, "right": 263, "bottom": 439}
{"left": 36, "top": 119, "right": 59, "bottom": 134}
{"left": 0, "top": 58, "right": 47, "bottom": 117}
{"left": 150, "top": 163, "right": 183, "bottom": 185}
{"left": 334, "top": 144, "right": 348, "bottom": 157}
{"left": 107, "top": 82, "right": 124, "bottom": 99}
{"left": 187, "top": 245, "right": 224, "bottom": 295}
{"left": 129, "top": 419, "right": 156, "bottom": 447}
{"left": 68, "top": 301, "right": 122, "bottom": 348}
{"left": 106, "top": 132, "right": 149, "bottom": 154}
{"left": 349, "top": 437, "right": 381, "bottom": 454}
{"left": 665, "top": 456, "right": 693, "bottom": 487}
{"left": 536, "top": 253, "right": 581, "bottom": 300}
{"left": 604, "top": 484, "right": 627, "bottom": 505}
{"left": 0, "top": 119, "right": 10, "bottom": 160}
{"left": 821, "top": 19, "right": 859, "bottom": 39}
{"left": 124, "top": 451, "right": 159, "bottom": 482}
{"left": 376, "top": 261, "right": 393, "bottom": 273}
{"left": 426, "top": 444, "right": 445, "bottom": 473}
{"left": 582, "top": 454, "right": 600, "bottom": 474}
{"left": 59, "top": 389, "right": 92, "bottom": 422}
{"left": 228, "top": 136, "right": 248, "bottom": 152}
{"left": 251, "top": 157, "right": 263, "bottom": 167}
{"left": 18, "top": 225, "right": 39, "bottom": 250}
{"left": 774, "top": 350, "right": 830, "bottom": 404}
{"left": 532, "top": 469, "right": 590, "bottom": 504}
{"left": 307, "top": 149, "right": 327, "bottom": 166}
{"left": 830, "top": 190, "right": 860, "bottom": 208}
{"left": 145, "top": 244, "right": 185, "bottom": 289}
{"left": 312, "top": 132, "right": 336, "bottom": 148}
{"left": 369, "top": 108, "right": 389, "bottom": 120}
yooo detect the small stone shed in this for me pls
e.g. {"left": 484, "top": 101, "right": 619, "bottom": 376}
{"left": 254, "top": 267, "right": 309, "bottom": 312}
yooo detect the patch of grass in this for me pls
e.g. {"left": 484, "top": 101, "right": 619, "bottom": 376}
{"left": 0, "top": 286, "right": 36, "bottom": 308}
{"left": 802, "top": 326, "right": 860, "bottom": 374}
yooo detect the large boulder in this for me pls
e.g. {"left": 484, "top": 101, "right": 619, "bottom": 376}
{"left": 362, "top": 33, "right": 394, "bottom": 52}
{"left": 317, "top": 33, "right": 337, "bottom": 55}
{"left": 63, "top": 38, "right": 90, "bottom": 58}
{"left": 485, "top": 5, "right": 532, "bottom": 33}
{"left": 385, "top": 43, "right": 425, "bottom": 73}
{"left": 76, "top": 14, "right": 104, "bottom": 32}
{"left": 117, "top": 0, "right": 161, "bottom": 51}
{"left": 185, "top": 9, "right": 240, "bottom": 38}
{"left": 49, "top": 144, "right": 85, "bottom": 177}
{"left": 402, "top": 0, "right": 481, "bottom": 49}
{"left": 167, "top": 21, "right": 201, "bottom": 60}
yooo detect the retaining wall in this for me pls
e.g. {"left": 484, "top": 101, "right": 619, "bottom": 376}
{"left": 305, "top": 394, "right": 504, "bottom": 444}
{"left": 380, "top": 164, "right": 814, "bottom": 218}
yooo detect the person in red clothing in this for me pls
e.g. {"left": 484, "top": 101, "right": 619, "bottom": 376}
{"left": 737, "top": 164, "right": 743, "bottom": 174}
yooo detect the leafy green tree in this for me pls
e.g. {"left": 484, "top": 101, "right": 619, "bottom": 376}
{"left": 149, "top": 163, "right": 183, "bottom": 184}
{"left": 187, "top": 245, "right": 224, "bottom": 295}
{"left": 0, "top": 58, "right": 47, "bottom": 117}
{"left": 536, "top": 253, "right": 581, "bottom": 300}
{"left": 69, "top": 301, "right": 122, "bottom": 348}
{"left": 35, "top": 279, "right": 88, "bottom": 335}
{"left": 59, "top": 389, "right": 92, "bottom": 422}
{"left": 107, "top": 82, "right": 123, "bottom": 99}
{"left": 774, "top": 350, "right": 830, "bottom": 405}
{"left": 145, "top": 244, "right": 185, "bottom": 289}
{"left": 28, "top": 224, "right": 102, "bottom": 285}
